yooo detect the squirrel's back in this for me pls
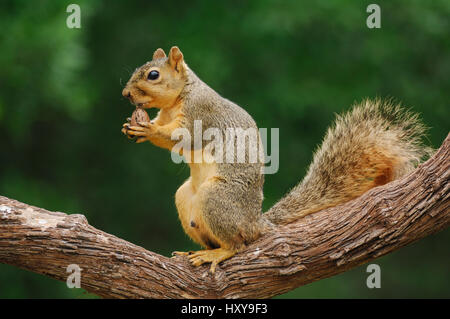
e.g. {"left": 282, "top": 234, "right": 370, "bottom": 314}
{"left": 265, "top": 98, "right": 433, "bottom": 225}
{"left": 181, "top": 67, "right": 259, "bottom": 134}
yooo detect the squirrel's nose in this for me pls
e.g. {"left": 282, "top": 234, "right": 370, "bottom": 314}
{"left": 122, "top": 88, "right": 131, "bottom": 99}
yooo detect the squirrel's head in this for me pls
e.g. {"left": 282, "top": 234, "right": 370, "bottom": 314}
{"left": 122, "top": 46, "right": 187, "bottom": 109}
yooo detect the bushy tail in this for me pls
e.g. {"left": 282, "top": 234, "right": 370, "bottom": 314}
{"left": 265, "top": 98, "right": 433, "bottom": 225}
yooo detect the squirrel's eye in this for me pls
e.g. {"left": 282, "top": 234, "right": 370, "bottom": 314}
{"left": 147, "top": 70, "right": 159, "bottom": 80}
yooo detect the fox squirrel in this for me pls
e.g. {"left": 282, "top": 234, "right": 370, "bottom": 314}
{"left": 122, "top": 46, "right": 432, "bottom": 273}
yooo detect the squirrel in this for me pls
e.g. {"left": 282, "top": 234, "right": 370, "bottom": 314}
{"left": 122, "top": 46, "right": 432, "bottom": 273}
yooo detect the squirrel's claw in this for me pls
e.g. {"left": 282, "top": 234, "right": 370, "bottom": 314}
{"left": 171, "top": 251, "right": 194, "bottom": 257}
{"left": 126, "top": 125, "right": 147, "bottom": 132}
{"left": 126, "top": 130, "right": 148, "bottom": 137}
{"left": 137, "top": 121, "right": 153, "bottom": 128}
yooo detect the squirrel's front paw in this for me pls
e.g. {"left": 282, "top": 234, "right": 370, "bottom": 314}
{"left": 122, "top": 122, "right": 155, "bottom": 143}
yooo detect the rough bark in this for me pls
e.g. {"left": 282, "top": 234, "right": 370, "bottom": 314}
{"left": 0, "top": 133, "right": 449, "bottom": 299}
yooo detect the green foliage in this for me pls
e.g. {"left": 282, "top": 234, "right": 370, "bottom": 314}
{"left": 0, "top": 0, "right": 448, "bottom": 298}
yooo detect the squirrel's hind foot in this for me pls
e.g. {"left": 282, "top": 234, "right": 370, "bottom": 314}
{"left": 186, "top": 248, "right": 237, "bottom": 273}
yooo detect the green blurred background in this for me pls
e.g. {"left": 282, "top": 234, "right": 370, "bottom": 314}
{"left": 0, "top": 0, "right": 449, "bottom": 298}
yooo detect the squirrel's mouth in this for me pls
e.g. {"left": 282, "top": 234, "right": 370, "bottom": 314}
{"left": 136, "top": 102, "right": 153, "bottom": 108}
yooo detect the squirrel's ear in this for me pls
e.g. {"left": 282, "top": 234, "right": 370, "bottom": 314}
{"left": 153, "top": 48, "right": 166, "bottom": 60}
{"left": 168, "top": 46, "right": 185, "bottom": 73}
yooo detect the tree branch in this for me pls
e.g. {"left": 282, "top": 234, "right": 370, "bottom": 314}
{"left": 0, "top": 133, "right": 449, "bottom": 299}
